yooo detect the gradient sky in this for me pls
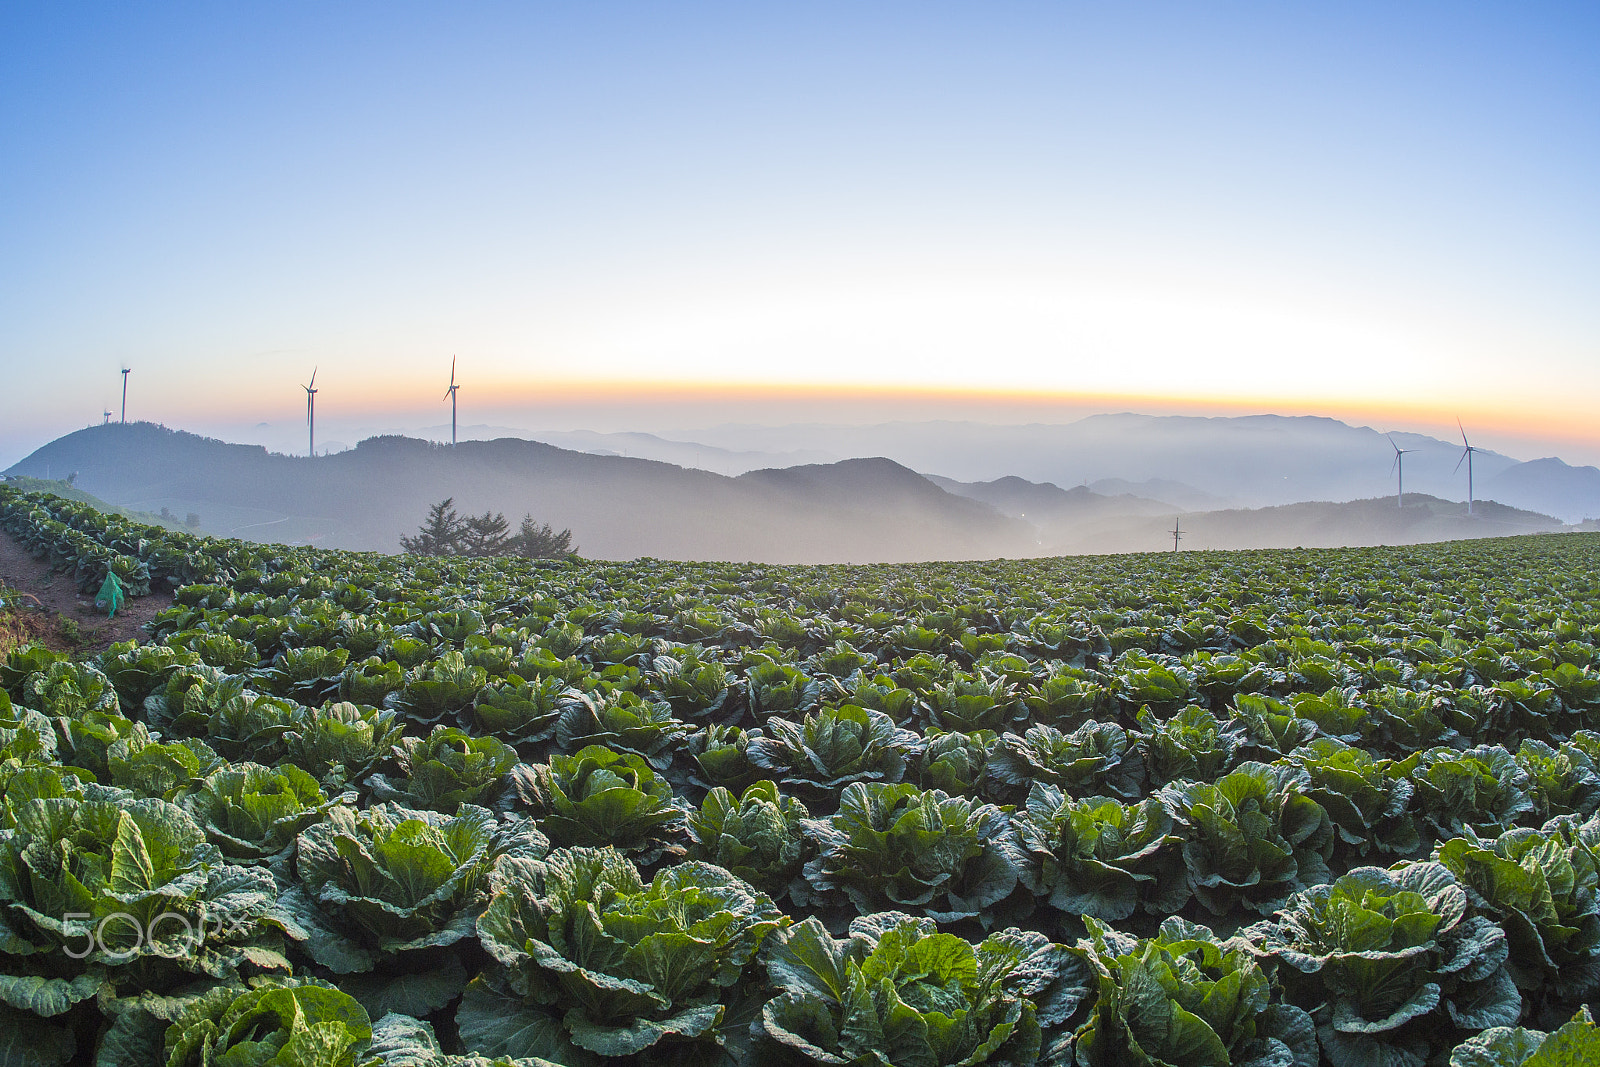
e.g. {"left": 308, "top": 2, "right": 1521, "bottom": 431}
{"left": 3, "top": 2, "right": 1598, "bottom": 467}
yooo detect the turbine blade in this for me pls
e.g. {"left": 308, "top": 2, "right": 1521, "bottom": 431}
{"left": 450, "top": 355, "right": 456, "bottom": 387}
{"left": 309, "top": 367, "right": 317, "bottom": 389}
{"left": 1454, "top": 450, "right": 1468, "bottom": 474}
{"left": 1391, "top": 454, "right": 1399, "bottom": 474}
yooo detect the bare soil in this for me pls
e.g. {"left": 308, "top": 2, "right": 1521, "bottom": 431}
{"left": 0, "top": 529, "right": 175, "bottom": 657}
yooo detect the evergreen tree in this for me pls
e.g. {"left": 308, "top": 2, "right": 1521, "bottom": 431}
{"left": 460, "top": 510, "right": 513, "bottom": 556}
{"left": 400, "top": 498, "right": 463, "bottom": 555}
{"left": 515, "top": 515, "right": 578, "bottom": 559}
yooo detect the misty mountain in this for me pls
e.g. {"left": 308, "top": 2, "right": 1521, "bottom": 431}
{"left": 927, "top": 475, "right": 1178, "bottom": 521}
{"left": 182, "top": 412, "right": 1600, "bottom": 527}
{"left": 1482, "top": 457, "right": 1600, "bottom": 524}
{"left": 673, "top": 415, "right": 1527, "bottom": 508}
{"left": 1038, "top": 494, "right": 1564, "bottom": 556}
{"left": 3, "top": 424, "right": 1028, "bottom": 563}
{"left": 1086, "top": 477, "right": 1232, "bottom": 511}
{"left": 5, "top": 422, "right": 1579, "bottom": 564}
{"left": 523, "top": 429, "right": 833, "bottom": 474}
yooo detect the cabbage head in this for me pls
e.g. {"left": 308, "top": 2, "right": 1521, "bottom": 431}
{"left": 755, "top": 912, "right": 1090, "bottom": 1067}
{"left": 1448, "top": 1006, "right": 1600, "bottom": 1067}
{"left": 916, "top": 729, "right": 998, "bottom": 797}
{"left": 466, "top": 673, "right": 577, "bottom": 750}
{"left": 1437, "top": 815, "right": 1600, "bottom": 1001}
{"left": 1246, "top": 863, "right": 1520, "bottom": 1067}
{"left": 154, "top": 978, "right": 375, "bottom": 1067}
{"left": 803, "top": 781, "right": 1021, "bottom": 924}
{"left": 1072, "top": 916, "right": 1317, "bottom": 1067}
{"left": 1159, "top": 761, "right": 1333, "bottom": 916}
{"left": 1284, "top": 737, "right": 1420, "bottom": 859}
{"left": 505, "top": 745, "right": 684, "bottom": 862}
{"left": 180, "top": 761, "right": 347, "bottom": 873}
{"left": 469, "top": 847, "right": 786, "bottom": 1059}
{"left": 1013, "top": 783, "right": 1186, "bottom": 921}
{"left": 686, "top": 780, "right": 809, "bottom": 902}
{"left": 554, "top": 690, "right": 691, "bottom": 771}
{"left": 1136, "top": 704, "right": 1243, "bottom": 787}
{"left": 367, "top": 725, "right": 520, "bottom": 812}
{"left": 275, "top": 802, "right": 545, "bottom": 1018}
{"left": 987, "top": 721, "right": 1143, "bottom": 803}
{"left": 279, "top": 700, "right": 407, "bottom": 793}
{"left": 747, "top": 704, "right": 922, "bottom": 806}
{"left": 1403, "top": 745, "right": 1537, "bottom": 845}
{"left": 0, "top": 791, "right": 285, "bottom": 1017}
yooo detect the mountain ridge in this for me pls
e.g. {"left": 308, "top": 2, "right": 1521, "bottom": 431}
{"left": 2, "top": 424, "right": 1027, "bottom": 563}
{"left": 4, "top": 419, "right": 1585, "bottom": 563}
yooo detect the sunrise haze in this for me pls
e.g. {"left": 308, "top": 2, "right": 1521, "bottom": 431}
{"left": 2, "top": 2, "right": 1597, "bottom": 468}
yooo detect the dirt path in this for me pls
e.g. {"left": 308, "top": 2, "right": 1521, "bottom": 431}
{"left": 0, "top": 529, "right": 175, "bottom": 656}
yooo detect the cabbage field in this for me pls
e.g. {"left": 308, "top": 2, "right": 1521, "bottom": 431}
{"left": 2, "top": 483, "right": 1599, "bottom": 1067}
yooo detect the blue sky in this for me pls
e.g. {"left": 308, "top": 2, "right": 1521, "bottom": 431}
{"left": 2, "top": 2, "right": 1597, "bottom": 465}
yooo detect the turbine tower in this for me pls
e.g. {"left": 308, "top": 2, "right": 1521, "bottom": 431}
{"left": 303, "top": 368, "right": 318, "bottom": 458}
{"left": 443, "top": 356, "right": 459, "bottom": 447}
{"left": 1171, "top": 517, "right": 1182, "bottom": 553}
{"left": 1455, "top": 419, "right": 1482, "bottom": 515}
{"left": 1388, "top": 435, "right": 1416, "bottom": 508}
{"left": 120, "top": 367, "right": 130, "bottom": 423}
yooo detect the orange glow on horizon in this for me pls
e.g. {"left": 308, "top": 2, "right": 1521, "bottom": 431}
{"left": 170, "top": 370, "right": 1600, "bottom": 458}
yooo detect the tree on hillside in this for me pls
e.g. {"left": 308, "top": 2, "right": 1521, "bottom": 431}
{"left": 515, "top": 516, "right": 578, "bottom": 559}
{"left": 460, "top": 511, "right": 513, "bottom": 556}
{"left": 399, "top": 499, "right": 577, "bottom": 559}
{"left": 400, "top": 498, "right": 463, "bottom": 555}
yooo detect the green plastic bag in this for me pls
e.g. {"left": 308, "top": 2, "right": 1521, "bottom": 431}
{"left": 96, "top": 571, "right": 125, "bottom": 619}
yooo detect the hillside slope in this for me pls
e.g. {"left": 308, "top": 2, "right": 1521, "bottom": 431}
{"left": 4, "top": 424, "right": 1027, "bottom": 562}
{"left": 1040, "top": 494, "right": 1563, "bottom": 555}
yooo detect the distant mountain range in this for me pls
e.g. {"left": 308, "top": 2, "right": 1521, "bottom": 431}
{"left": 207, "top": 413, "right": 1600, "bottom": 523}
{"left": 2, "top": 425, "right": 1025, "bottom": 562}
{"left": 2, "top": 419, "right": 1588, "bottom": 562}
{"left": 642, "top": 414, "right": 1600, "bottom": 522}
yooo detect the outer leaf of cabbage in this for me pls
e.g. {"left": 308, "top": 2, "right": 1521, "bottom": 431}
{"left": 1159, "top": 761, "right": 1334, "bottom": 916}
{"left": 475, "top": 848, "right": 785, "bottom": 1057}
{"left": 756, "top": 913, "right": 1090, "bottom": 1067}
{"left": 1246, "top": 864, "right": 1521, "bottom": 1067}
{"left": 802, "top": 782, "right": 1022, "bottom": 925}
{"left": 1074, "top": 916, "right": 1317, "bottom": 1067}
{"left": 747, "top": 705, "right": 922, "bottom": 807}
{"left": 685, "top": 780, "right": 809, "bottom": 901}
{"left": 503, "top": 745, "right": 684, "bottom": 862}
{"left": 1013, "top": 783, "right": 1187, "bottom": 921}
{"left": 1436, "top": 817, "right": 1600, "bottom": 1000}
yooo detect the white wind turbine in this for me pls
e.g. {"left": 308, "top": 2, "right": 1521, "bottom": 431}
{"left": 443, "top": 356, "right": 459, "bottom": 447}
{"left": 1388, "top": 435, "right": 1416, "bottom": 508}
{"left": 303, "top": 368, "right": 318, "bottom": 458}
{"left": 1455, "top": 419, "right": 1482, "bottom": 515}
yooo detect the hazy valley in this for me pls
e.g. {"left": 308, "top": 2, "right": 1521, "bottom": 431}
{"left": 5, "top": 414, "right": 1593, "bottom": 562}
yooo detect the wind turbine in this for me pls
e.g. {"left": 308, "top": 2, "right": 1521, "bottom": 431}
{"left": 102, "top": 409, "right": 112, "bottom": 425}
{"left": 303, "top": 368, "right": 318, "bottom": 458}
{"left": 1171, "top": 517, "right": 1182, "bottom": 553}
{"left": 120, "top": 367, "right": 130, "bottom": 423}
{"left": 1388, "top": 435, "right": 1416, "bottom": 508}
{"left": 1455, "top": 419, "right": 1482, "bottom": 515}
{"left": 443, "top": 356, "right": 459, "bottom": 447}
